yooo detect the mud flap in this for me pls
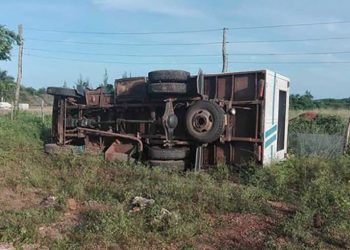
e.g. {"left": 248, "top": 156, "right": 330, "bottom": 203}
{"left": 194, "top": 146, "right": 203, "bottom": 171}
{"left": 105, "top": 142, "right": 135, "bottom": 162}
{"left": 196, "top": 69, "right": 204, "bottom": 96}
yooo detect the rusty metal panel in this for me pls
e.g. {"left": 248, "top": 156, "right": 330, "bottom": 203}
{"left": 115, "top": 77, "right": 147, "bottom": 101}
{"left": 105, "top": 142, "right": 134, "bottom": 161}
{"left": 199, "top": 71, "right": 266, "bottom": 166}
{"left": 234, "top": 106, "right": 257, "bottom": 138}
{"left": 204, "top": 76, "right": 217, "bottom": 99}
{"left": 48, "top": 69, "right": 289, "bottom": 169}
{"left": 233, "top": 74, "right": 257, "bottom": 101}
{"left": 216, "top": 143, "right": 231, "bottom": 165}
{"left": 216, "top": 75, "right": 233, "bottom": 100}
{"left": 101, "top": 94, "right": 113, "bottom": 106}
{"left": 56, "top": 97, "right": 65, "bottom": 144}
{"left": 233, "top": 142, "right": 255, "bottom": 164}
{"left": 86, "top": 90, "right": 101, "bottom": 106}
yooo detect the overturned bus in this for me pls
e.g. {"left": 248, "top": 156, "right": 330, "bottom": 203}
{"left": 46, "top": 69, "right": 290, "bottom": 170}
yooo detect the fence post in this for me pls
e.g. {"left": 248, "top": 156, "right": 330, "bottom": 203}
{"left": 10, "top": 102, "right": 14, "bottom": 120}
{"left": 343, "top": 117, "right": 350, "bottom": 154}
{"left": 41, "top": 99, "right": 44, "bottom": 123}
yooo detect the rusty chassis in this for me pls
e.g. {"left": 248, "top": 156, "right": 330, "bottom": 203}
{"left": 48, "top": 70, "right": 267, "bottom": 171}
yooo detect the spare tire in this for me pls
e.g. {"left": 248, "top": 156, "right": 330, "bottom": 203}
{"left": 148, "top": 70, "right": 190, "bottom": 83}
{"left": 186, "top": 101, "right": 225, "bottom": 143}
{"left": 47, "top": 87, "right": 78, "bottom": 97}
{"left": 148, "top": 146, "right": 190, "bottom": 160}
{"left": 149, "top": 160, "right": 186, "bottom": 171}
{"left": 148, "top": 82, "right": 187, "bottom": 94}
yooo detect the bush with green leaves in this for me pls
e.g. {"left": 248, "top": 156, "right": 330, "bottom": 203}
{"left": 289, "top": 114, "right": 346, "bottom": 135}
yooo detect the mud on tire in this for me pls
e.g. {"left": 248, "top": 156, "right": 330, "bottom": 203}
{"left": 148, "top": 82, "right": 187, "bottom": 94}
{"left": 148, "top": 70, "right": 190, "bottom": 83}
{"left": 149, "top": 160, "right": 186, "bottom": 171}
{"left": 148, "top": 146, "right": 190, "bottom": 160}
{"left": 47, "top": 87, "right": 78, "bottom": 97}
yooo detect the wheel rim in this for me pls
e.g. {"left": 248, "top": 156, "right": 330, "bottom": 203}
{"left": 191, "top": 109, "right": 213, "bottom": 133}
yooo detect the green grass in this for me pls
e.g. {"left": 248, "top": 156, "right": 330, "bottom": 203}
{"left": 0, "top": 112, "right": 350, "bottom": 249}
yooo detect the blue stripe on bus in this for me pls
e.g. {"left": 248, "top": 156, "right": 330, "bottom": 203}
{"left": 265, "top": 124, "right": 277, "bottom": 138}
{"left": 265, "top": 134, "right": 277, "bottom": 148}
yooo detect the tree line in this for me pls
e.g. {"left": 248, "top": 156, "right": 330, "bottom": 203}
{"left": 290, "top": 91, "right": 350, "bottom": 110}
{"left": 0, "top": 68, "right": 115, "bottom": 102}
{"left": 0, "top": 25, "right": 124, "bottom": 102}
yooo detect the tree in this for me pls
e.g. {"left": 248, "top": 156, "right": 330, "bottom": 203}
{"left": 122, "top": 71, "right": 132, "bottom": 78}
{"left": 37, "top": 87, "right": 46, "bottom": 95}
{"left": 100, "top": 68, "right": 114, "bottom": 93}
{"left": 76, "top": 74, "right": 90, "bottom": 88}
{"left": 0, "top": 25, "right": 20, "bottom": 61}
{"left": 290, "top": 91, "right": 315, "bottom": 110}
{"left": 0, "top": 69, "right": 14, "bottom": 81}
{"left": 0, "top": 68, "right": 16, "bottom": 101}
{"left": 24, "top": 86, "right": 36, "bottom": 95}
{"left": 102, "top": 68, "right": 108, "bottom": 86}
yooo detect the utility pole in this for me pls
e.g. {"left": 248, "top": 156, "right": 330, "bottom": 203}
{"left": 14, "top": 24, "right": 23, "bottom": 111}
{"left": 222, "top": 27, "right": 228, "bottom": 73}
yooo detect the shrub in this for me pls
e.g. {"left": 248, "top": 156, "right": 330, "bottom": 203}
{"left": 249, "top": 157, "right": 350, "bottom": 245}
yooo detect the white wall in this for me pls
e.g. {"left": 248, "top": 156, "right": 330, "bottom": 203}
{"left": 263, "top": 70, "right": 290, "bottom": 165}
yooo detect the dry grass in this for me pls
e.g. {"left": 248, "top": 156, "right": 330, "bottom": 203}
{"left": 289, "top": 108, "right": 350, "bottom": 120}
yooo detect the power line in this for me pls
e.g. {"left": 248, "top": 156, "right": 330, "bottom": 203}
{"left": 26, "top": 27, "right": 222, "bottom": 35}
{"left": 241, "top": 51, "right": 350, "bottom": 56}
{"left": 228, "top": 20, "right": 350, "bottom": 30}
{"left": 24, "top": 47, "right": 350, "bottom": 57}
{"left": 24, "top": 53, "right": 350, "bottom": 65}
{"left": 237, "top": 61, "right": 350, "bottom": 64}
{"left": 24, "top": 48, "right": 220, "bottom": 57}
{"left": 25, "top": 38, "right": 221, "bottom": 46}
{"left": 25, "top": 36, "right": 350, "bottom": 46}
{"left": 229, "top": 36, "right": 350, "bottom": 44}
{"left": 23, "top": 53, "right": 219, "bottom": 65}
{"left": 25, "top": 20, "right": 350, "bottom": 35}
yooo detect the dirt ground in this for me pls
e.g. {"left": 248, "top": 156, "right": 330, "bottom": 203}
{"left": 0, "top": 186, "right": 110, "bottom": 250}
{"left": 0, "top": 187, "right": 44, "bottom": 211}
{"left": 0, "top": 185, "right": 286, "bottom": 250}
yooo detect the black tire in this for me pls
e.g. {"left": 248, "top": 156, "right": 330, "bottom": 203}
{"left": 148, "top": 146, "right": 190, "bottom": 160}
{"left": 47, "top": 87, "right": 78, "bottom": 97}
{"left": 148, "top": 70, "right": 190, "bottom": 83}
{"left": 148, "top": 82, "right": 187, "bottom": 94}
{"left": 149, "top": 160, "right": 186, "bottom": 171}
{"left": 186, "top": 101, "right": 225, "bottom": 143}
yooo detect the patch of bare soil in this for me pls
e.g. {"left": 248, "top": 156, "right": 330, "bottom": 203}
{"left": 267, "top": 201, "right": 297, "bottom": 214}
{"left": 0, "top": 187, "right": 43, "bottom": 211}
{"left": 38, "top": 199, "right": 110, "bottom": 240}
{"left": 197, "top": 213, "right": 277, "bottom": 250}
{"left": 0, "top": 243, "right": 46, "bottom": 250}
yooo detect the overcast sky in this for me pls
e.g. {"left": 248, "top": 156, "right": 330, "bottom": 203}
{"left": 0, "top": 0, "right": 349, "bottom": 98}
